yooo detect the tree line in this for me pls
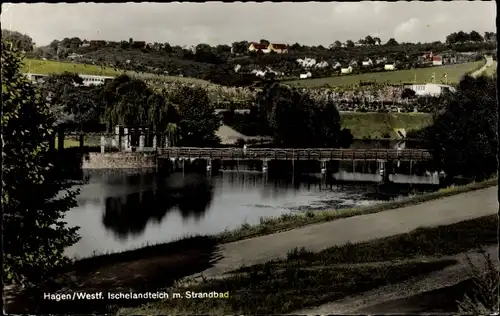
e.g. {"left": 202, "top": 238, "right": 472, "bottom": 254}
{"left": 11, "top": 29, "right": 495, "bottom": 86}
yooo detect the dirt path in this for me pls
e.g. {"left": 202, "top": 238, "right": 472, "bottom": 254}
{"left": 292, "top": 246, "right": 498, "bottom": 314}
{"left": 471, "top": 55, "right": 494, "bottom": 77}
{"left": 187, "top": 186, "right": 497, "bottom": 280}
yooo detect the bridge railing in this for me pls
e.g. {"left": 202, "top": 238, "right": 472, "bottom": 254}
{"left": 157, "top": 147, "right": 433, "bottom": 161}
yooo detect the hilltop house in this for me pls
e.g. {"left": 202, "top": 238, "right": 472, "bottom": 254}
{"left": 406, "top": 83, "right": 456, "bottom": 97}
{"left": 422, "top": 51, "right": 434, "bottom": 61}
{"left": 299, "top": 72, "right": 312, "bottom": 79}
{"left": 67, "top": 53, "right": 83, "bottom": 59}
{"left": 248, "top": 42, "right": 270, "bottom": 53}
{"left": 384, "top": 63, "right": 396, "bottom": 71}
{"left": 315, "top": 61, "right": 329, "bottom": 68}
{"left": 432, "top": 56, "right": 443, "bottom": 66}
{"left": 81, "top": 40, "right": 91, "bottom": 47}
{"left": 268, "top": 43, "right": 288, "bottom": 54}
{"left": 341, "top": 66, "right": 353, "bottom": 74}
{"left": 251, "top": 69, "right": 267, "bottom": 77}
{"left": 248, "top": 42, "right": 288, "bottom": 54}
{"left": 296, "top": 57, "right": 317, "bottom": 68}
{"left": 362, "top": 58, "right": 373, "bottom": 67}
{"left": 375, "top": 57, "right": 386, "bottom": 65}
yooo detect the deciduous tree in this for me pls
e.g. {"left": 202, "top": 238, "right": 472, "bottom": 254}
{"left": 2, "top": 40, "right": 81, "bottom": 285}
{"left": 424, "top": 75, "right": 497, "bottom": 181}
{"left": 168, "top": 86, "right": 221, "bottom": 146}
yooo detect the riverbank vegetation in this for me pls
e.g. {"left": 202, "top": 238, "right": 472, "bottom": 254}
{"left": 117, "top": 214, "right": 497, "bottom": 315}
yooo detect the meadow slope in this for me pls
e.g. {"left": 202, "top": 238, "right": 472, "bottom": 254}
{"left": 284, "top": 61, "right": 485, "bottom": 88}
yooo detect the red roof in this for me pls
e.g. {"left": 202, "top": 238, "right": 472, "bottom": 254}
{"left": 250, "top": 43, "right": 269, "bottom": 50}
{"left": 432, "top": 56, "right": 442, "bottom": 61}
{"left": 271, "top": 44, "right": 288, "bottom": 49}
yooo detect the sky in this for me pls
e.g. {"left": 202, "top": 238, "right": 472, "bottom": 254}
{"left": 1, "top": 2, "right": 496, "bottom": 47}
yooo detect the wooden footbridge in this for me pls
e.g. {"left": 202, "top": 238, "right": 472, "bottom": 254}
{"left": 158, "top": 147, "right": 433, "bottom": 162}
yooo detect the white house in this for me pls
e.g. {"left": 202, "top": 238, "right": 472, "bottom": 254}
{"left": 24, "top": 73, "right": 48, "bottom": 83}
{"left": 432, "top": 56, "right": 443, "bottom": 66}
{"left": 76, "top": 74, "right": 115, "bottom": 86}
{"left": 24, "top": 73, "right": 114, "bottom": 86}
{"left": 406, "top": 83, "right": 456, "bottom": 97}
{"left": 340, "top": 66, "right": 353, "bottom": 74}
{"left": 362, "top": 58, "right": 373, "bottom": 67}
{"left": 299, "top": 72, "right": 312, "bottom": 79}
{"left": 332, "top": 62, "right": 342, "bottom": 69}
{"left": 315, "top": 61, "right": 329, "bottom": 68}
{"left": 234, "top": 64, "right": 241, "bottom": 73}
{"left": 296, "top": 57, "right": 317, "bottom": 68}
{"left": 248, "top": 42, "right": 271, "bottom": 54}
{"left": 384, "top": 64, "right": 396, "bottom": 71}
{"left": 251, "top": 69, "right": 267, "bottom": 77}
{"left": 67, "top": 53, "right": 83, "bottom": 60}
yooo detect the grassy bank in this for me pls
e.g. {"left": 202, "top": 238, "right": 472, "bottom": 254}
{"left": 284, "top": 61, "right": 485, "bottom": 88}
{"left": 216, "top": 178, "right": 497, "bottom": 244}
{"left": 340, "top": 112, "right": 433, "bottom": 139}
{"left": 6, "top": 179, "right": 496, "bottom": 314}
{"left": 21, "top": 58, "right": 210, "bottom": 85}
{"left": 484, "top": 61, "right": 497, "bottom": 77}
{"left": 118, "top": 214, "right": 497, "bottom": 315}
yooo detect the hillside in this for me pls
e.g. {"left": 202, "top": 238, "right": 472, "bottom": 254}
{"left": 284, "top": 60, "right": 485, "bottom": 88}
{"left": 21, "top": 58, "right": 211, "bottom": 85}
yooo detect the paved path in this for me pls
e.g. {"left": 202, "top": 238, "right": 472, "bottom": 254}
{"left": 189, "top": 186, "right": 497, "bottom": 280}
{"left": 471, "top": 55, "right": 494, "bottom": 77}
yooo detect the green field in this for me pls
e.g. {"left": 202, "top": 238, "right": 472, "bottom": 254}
{"left": 340, "top": 112, "right": 433, "bottom": 139}
{"left": 21, "top": 58, "right": 211, "bottom": 85}
{"left": 284, "top": 61, "right": 485, "bottom": 88}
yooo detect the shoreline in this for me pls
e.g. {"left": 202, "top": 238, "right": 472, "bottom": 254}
{"left": 73, "top": 177, "right": 496, "bottom": 261}
{"left": 4, "top": 179, "right": 497, "bottom": 314}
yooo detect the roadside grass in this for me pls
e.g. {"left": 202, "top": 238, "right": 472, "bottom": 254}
{"left": 21, "top": 58, "right": 210, "bottom": 85}
{"left": 457, "top": 250, "right": 499, "bottom": 314}
{"left": 340, "top": 112, "right": 433, "bottom": 139}
{"left": 283, "top": 61, "right": 485, "bottom": 88}
{"left": 483, "top": 61, "right": 497, "bottom": 77}
{"left": 217, "top": 178, "right": 497, "bottom": 244}
{"left": 119, "top": 260, "right": 458, "bottom": 315}
{"left": 117, "top": 214, "right": 496, "bottom": 315}
{"left": 232, "top": 214, "right": 498, "bottom": 272}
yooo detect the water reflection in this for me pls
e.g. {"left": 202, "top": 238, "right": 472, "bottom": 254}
{"left": 66, "top": 169, "right": 434, "bottom": 258}
{"left": 102, "top": 173, "right": 213, "bottom": 240}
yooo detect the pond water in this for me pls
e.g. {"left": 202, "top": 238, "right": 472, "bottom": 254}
{"left": 64, "top": 168, "right": 435, "bottom": 259}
